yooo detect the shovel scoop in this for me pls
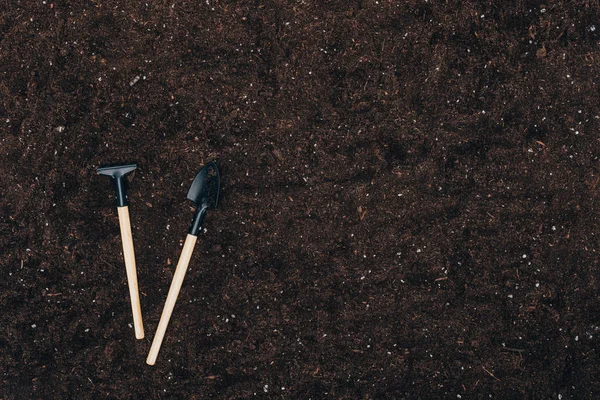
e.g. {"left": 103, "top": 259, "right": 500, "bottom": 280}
{"left": 187, "top": 161, "right": 221, "bottom": 235}
{"left": 98, "top": 163, "right": 144, "bottom": 339}
{"left": 147, "top": 161, "right": 220, "bottom": 365}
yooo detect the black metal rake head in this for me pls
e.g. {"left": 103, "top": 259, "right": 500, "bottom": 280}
{"left": 97, "top": 163, "right": 137, "bottom": 207}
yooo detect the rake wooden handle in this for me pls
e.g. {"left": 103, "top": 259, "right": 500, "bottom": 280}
{"left": 147, "top": 233, "right": 198, "bottom": 365}
{"left": 117, "top": 205, "right": 144, "bottom": 340}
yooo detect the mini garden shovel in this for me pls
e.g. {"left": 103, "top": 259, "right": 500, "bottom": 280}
{"left": 98, "top": 163, "right": 144, "bottom": 339}
{"left": 147, "top": 161, "right": 220, "bottom": 365}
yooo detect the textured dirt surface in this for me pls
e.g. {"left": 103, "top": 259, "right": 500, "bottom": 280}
{"left": 2, "top": 0, "right": 600, "bottom": 398}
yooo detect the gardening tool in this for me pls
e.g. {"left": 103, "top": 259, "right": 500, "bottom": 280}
{"left": 98, "top": 163, "right": 144, "bottom": 339}
{"left": 146, "top": 161, "right": 220, "bottom": 365}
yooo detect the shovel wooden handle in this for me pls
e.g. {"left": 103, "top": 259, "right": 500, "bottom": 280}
{"left": 117, "top": 205, "right": 144, "bottom": 340}
{"left": 147, "top": 233, "right": 198, "bottom": 365}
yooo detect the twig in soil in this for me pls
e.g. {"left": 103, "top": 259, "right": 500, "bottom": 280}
{"left": 101, "top": 259, "right": 115, "bottom": 269}
{"left": 501, "top": 347, "right": 525, "bottom": 354}
{"left": 482, "top": 366, "right": 500, "bottom": 381}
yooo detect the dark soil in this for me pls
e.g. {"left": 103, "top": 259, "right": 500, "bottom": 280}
{"left": 2, "top": 0, "right": 600, "bottom": 398}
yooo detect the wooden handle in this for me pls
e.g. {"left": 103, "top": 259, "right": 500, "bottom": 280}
{"left": 117, "top": 205, "right": 144, "bottom": 340}
{"left": 147, "top": 233, "right": 198, "bottom": 365}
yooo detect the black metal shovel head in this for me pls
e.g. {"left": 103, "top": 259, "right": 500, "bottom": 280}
{"left": 187, "top": 161, "right": 220, "bottom": 210}
{"left": 97, "top": 163, "right": 137, "bottom": 178}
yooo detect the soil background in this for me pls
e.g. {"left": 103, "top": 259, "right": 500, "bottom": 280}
{"left": 2, "top": 0, "right": 600, "bottom": 398}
